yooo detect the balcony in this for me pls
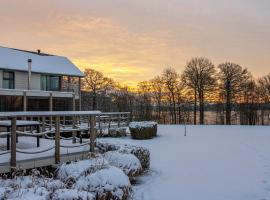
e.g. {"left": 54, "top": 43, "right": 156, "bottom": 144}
{"left": 0, "top": 88, "right": 78, "bottom": 99}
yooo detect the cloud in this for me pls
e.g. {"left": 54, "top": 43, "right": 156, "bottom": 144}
{"left": 0, "top": 0, "right": 270, "bottom": 86}
{"left": 24, "top": 15, "right": 188, "bottom": 84}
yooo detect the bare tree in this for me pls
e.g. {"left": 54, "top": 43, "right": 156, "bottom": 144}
{"left": 137, "top": 81, "right": 153, "bottom": 120}
{"left": 162, "top": 68, "right": 180, "bottom": 124}
{"left": 218, "top": 63, "right": 250, "bottom": 125}
{"left": 182, "top": 60, "right": 199, "bottom": 124}
{"left": 82, "top": 68, "right": 115, "bottom": 110}
{"left": 182, "top": 57, "right": 216, "bottom": 125}
{"left": 257, "top": 74, "right": 270, "bottom": 125}
{"left": 150, "top": 76, "right": 164, "bottom": 122}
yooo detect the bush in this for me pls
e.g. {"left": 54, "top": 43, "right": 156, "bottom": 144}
{"left": 104, "top": 151, "right": 142, "bottom": 177}
{"left": 75, "top": 166, "right": 132, "bottom": 200}
{"left": 129, "top": 121, "right": 157, "bottom": 140}
{"left": 108, "top": 128, "right": 127, "bottom": 138}
{"left": 96, "top": 142, "right": 150, "bottom": 170}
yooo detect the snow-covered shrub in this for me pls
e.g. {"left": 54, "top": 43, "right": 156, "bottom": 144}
{"left": 96, "top": 141, "right": 150, "bottom": 170}
{"left": 119, "top": 146, "right": 150, "bottom": 170}
{"left": 52, "top": 189, "right": 95, "bottom": 200}
{"left": 57, "top": 155, "right": 109, "bottom": 182}
{"left": 129, "top": 121, "right": 157, "bottom": 129}
{"left": 129, "top": 121, "right": 157, "bottom": 139}
{"left": 76, "top": 166, "right": 132, "bottom": 200}
{"left": 0, "top": 175, "right": 66, "bottom": 199}
{"left": 104, "top": 151, "right": 142, "bottom": 177}
{"left": 0, "top": 187, "right": 13, "bottom": 199}
{"left": 108, "top": 128, "right": 127, "bottom": 138}
{"left": 6, "top": 186, "right": 50, "bottom": 200}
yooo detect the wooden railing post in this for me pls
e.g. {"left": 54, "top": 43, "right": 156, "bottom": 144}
{"left": 72, "top": 116, "right": 76, "bottom": 144}
{"left": 118, "top": 114, "right": 121, "bottom": 128}
{"left": 98, "top": 114, "right": 101, "bottom": 134}
{"left": 55, "top": 116, "right": 60, "bottom": 164}
{"left": 108, "top": 115, "right": 111, "bottom": 135}
{"left": 126, "top": 113, "right": 130, "bottom": 126}
{"left": 42, "top": 116, "right": 45, "bottom": 132}
{"left": 10, "top": 117, "right": 17, "bottom": 169}
{"left": 89, "top": 115, "right": 96, "bottom": 152}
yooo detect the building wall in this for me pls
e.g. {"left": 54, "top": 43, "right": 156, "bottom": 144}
{"left": 14, "top": 71, "right": 40, "bottom": 90}
{"left": 31, "top": 73, "right": 41, "bottom": 90}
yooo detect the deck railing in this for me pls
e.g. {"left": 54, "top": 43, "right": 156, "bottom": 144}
{"left": 0, "top": 111, "right": 130, "bottom": 172}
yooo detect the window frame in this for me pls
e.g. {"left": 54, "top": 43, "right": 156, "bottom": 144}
{"left": 3, "top": 71, "right": 15, "bottom": 89}
{"left": 40, "top": 74, "right": 60, "bottom": 91}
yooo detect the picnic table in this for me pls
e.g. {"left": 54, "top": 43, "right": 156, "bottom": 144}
{"left": 0, "top": 120, "right": 41, "bottom": 150}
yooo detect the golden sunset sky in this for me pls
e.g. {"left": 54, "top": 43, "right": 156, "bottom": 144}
{"left": 0, "top": 0, "right": 269, "bottom": 87}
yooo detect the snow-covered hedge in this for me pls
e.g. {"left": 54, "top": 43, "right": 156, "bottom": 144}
{"left": 0, "top": 176, "right": 65, "bottom": 200}
{"left": 52, "top": 189, "right": 95, "bottom": 200}
{"left": 129, "top": 121, "right": 157, "bottom": 139}
{"left": 57, "top": 156, "right": 109, "bottom": 181}
{"left": 0, "top": 141, "right": 150, "bottom": 200}
{"left": 129, "top": 121, "right": 157, "bottom": 129}
{"left": 96, "top": 141, "right": 150, "bottom": 170}
{"left": 108, "top": 127, "right": 127, "bottom": 138}
{"left": 104, "top": 151, "right": 142, "bottom": 177}
{"left": 76, "top": 166, "right": 131, "bottom": 200}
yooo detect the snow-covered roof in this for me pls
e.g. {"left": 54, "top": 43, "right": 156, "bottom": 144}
{"left": 0, "top": 46, "right": 84, "bottom": 77}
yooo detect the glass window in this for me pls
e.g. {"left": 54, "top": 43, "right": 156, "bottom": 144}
{"left": 3, "top": 71, "right": 14, "bottom": 89}
{"left": 40, "top": 75, "right": 60, "bottom": 91}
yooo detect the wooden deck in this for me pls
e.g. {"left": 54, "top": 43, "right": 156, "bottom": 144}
{"left": 0, "top": 111, "right": 130, "bottom": 173}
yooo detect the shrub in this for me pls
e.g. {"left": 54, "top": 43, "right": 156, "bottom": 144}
{"left": 129, "top": 121, "right": 157, "bottom": 140}
{"left": 96, "top": 142, "right": 150, "bottom": 170}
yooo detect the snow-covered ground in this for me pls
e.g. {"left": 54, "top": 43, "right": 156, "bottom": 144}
{"left": 100, "top": 125, "right": 270, "bottom": 200}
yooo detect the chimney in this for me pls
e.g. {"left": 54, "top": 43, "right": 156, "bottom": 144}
{"left": 37, "top": 49, "right": 41, "bottom": 54}
{"left": 27, "top": 59, "right": 32, "bottom": 90}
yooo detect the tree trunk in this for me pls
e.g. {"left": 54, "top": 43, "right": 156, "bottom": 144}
{"left": 194, "top": 89, "right": 197, "bottom": 125}
{"left": 92, "top": 92, "right": 97, "bottom": 110}
{"left": 225, "top": 87, "right": 231, "bottom": 125}
{"left": 199, "top": 90, "right": 204, "bottom": 125}
{"left": 261, "top": 107, "right": 265, "bottom": 125}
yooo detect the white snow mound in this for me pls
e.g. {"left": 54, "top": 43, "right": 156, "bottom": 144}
{"left": 104, "top": 151, "right": 142, "bottom": 176}
{"left": 76, "top": 166, "right": 131, "bottom": 199}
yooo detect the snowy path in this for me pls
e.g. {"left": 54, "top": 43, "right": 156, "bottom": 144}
{"left": 101, "top": 125, "right": 270, "bottom": 200}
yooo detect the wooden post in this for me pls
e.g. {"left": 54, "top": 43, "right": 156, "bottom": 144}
{"left": 10, "top": 117, "right": 17, "bottom": 169}
{"left": 108, "top": 115, "right": 111, "bottom": 135}
{"left": 78, "top": 77, "right": 82, "bottom": 111}
{"left": 23, "top": 91, "right": 27, "bottom": 111}
{"left": 49, "top": 93, "right": 53, "bottom": 130}
{"left": 98, "top": 114, "right": 101, "bottom": 134}
{"left": 72, "top": 116, "right": 76, "bottom": 144}
{"left": 63, "top": 116, "right": 66, "bottom": 126}
{"left": 42, "top": 116, "right": 45, "bottom": 132}
{"left": 7, "top": 127, "right": 10, "bottom": 151}
{"left": 118, "top": 114, "right": 121, "bottom": 128}
{"left": 89, "top": 115, "right": 96, "bottom": 152}
{"left": 55, "top": 116, "right": 60, "bottom": 164}
{"left": 72, "top": 93, "right": 76, "bottom": 111}
{"left": 126, "top": 113, "right": 130, "bottom": 126}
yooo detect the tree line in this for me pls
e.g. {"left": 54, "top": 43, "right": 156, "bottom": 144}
{"left": 81, "top": 57, "right": 270, "bottom": 125}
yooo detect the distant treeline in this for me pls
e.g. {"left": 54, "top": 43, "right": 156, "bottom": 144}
{"left": 80, "top": 57, "right": 270, "bottom": 125}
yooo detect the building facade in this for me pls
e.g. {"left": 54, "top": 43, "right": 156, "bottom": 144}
{"left": 0, "top": 46, "right": 84, "bottom": 112}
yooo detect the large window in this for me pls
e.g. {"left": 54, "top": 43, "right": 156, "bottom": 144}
{"left": 41, "top": 75, "right": 60, "bottom": 91}
{"left": 3, "top": 71, "right": 14, "bottom": 89}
